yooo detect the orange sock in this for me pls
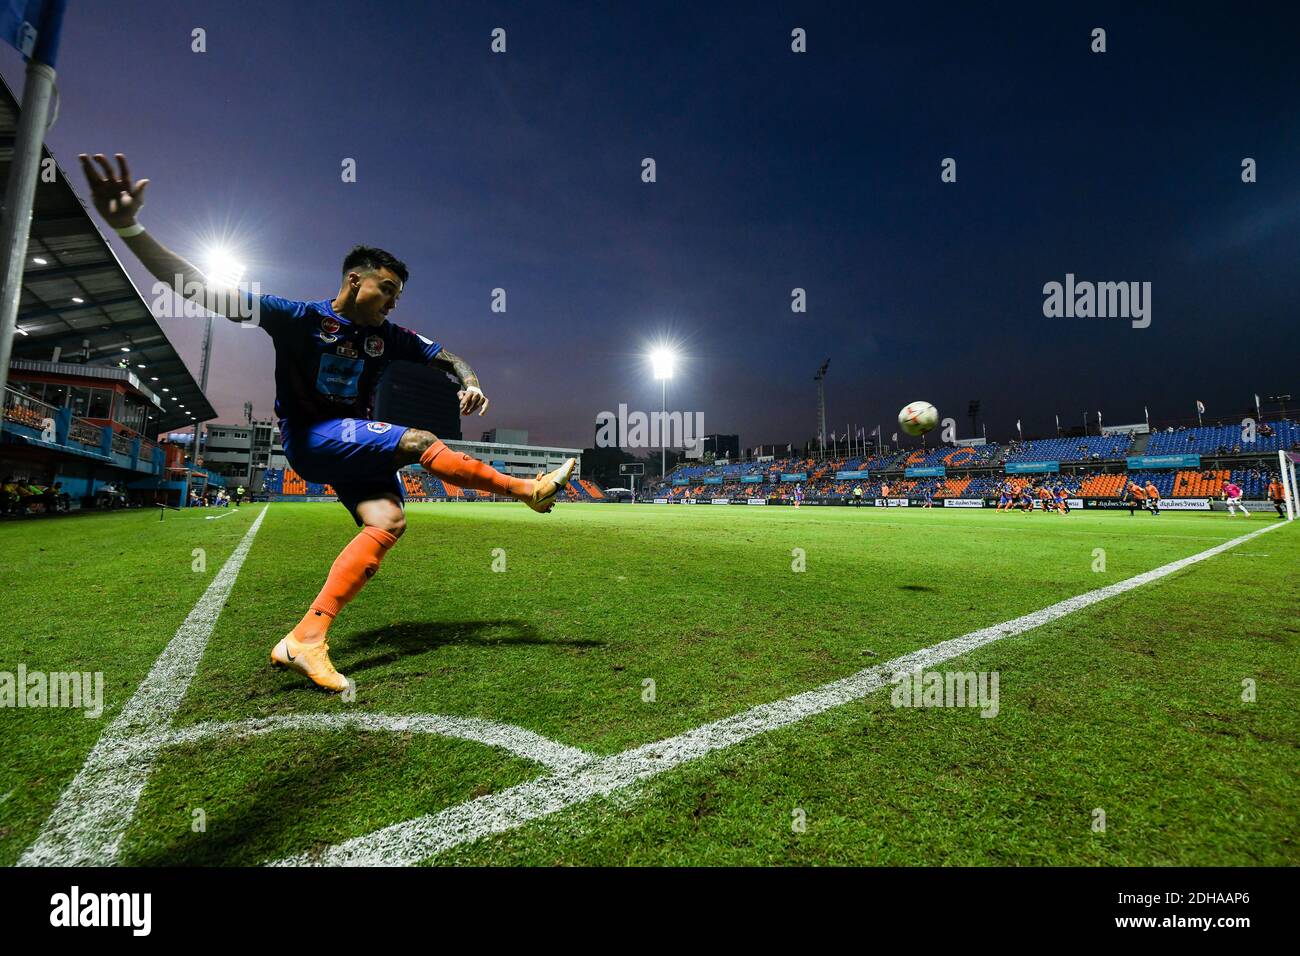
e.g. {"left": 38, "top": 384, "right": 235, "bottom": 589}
{"left": 419, "top": 439, "right": 531, "bottom": 497}
{"left": 292, "top": 526, "right": 398, "bottom": 643}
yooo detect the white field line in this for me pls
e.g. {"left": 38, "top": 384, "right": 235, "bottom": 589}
{"left": 18, "top": 507, "right": 269, "bottom": 866}
{"left": 204, "top": 511, "right": 235, "bottom": 520}
{"left": 272, "top": 519, "right": 1288, "bottom": 866}
{"left": 129, "top": 713, "right": 593, "bottom": 773}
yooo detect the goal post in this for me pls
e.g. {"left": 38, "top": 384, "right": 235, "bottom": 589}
{"left": 1280, "top": 450, "right": 1298, "bottom": 521}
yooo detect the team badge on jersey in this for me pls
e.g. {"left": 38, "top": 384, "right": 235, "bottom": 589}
{"left": 317, "top": 332, "right": 338, "bottom": 344}
{"left": 366, "top": 421, "right": 392, "bottom": 434}
{"left": 364, "top": 335, "right": 385, "bottom": 357}
{"left": 320, "top": 316, "right": 341, "bottom": 335}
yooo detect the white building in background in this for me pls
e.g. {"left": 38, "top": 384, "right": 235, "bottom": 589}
{"left": 201, "top": 419, "right": 287, "bottom": 486}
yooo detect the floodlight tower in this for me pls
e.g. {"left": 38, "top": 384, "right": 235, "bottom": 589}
{"left": 195, "top": 248, "right": 246, "bottom": 452}
{"left": 814, "top": 359, "right": 830, "bottom": 456}
{"left": 651, "top": 348, "right": 676, "bottom": 480}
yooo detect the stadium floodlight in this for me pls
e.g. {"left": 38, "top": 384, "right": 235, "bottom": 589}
{"left": 650, "top": 347, "right": 676, "bottom": 381}
{"left": 649, "top": 346, "right": 678, "bottom": 479}
{"left": 203, "top": 246, "right": 246, "bottom": 290}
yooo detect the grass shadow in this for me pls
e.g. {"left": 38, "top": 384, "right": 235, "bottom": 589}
{"left": 341, "top": 619, "right": 606, "bottom": 673}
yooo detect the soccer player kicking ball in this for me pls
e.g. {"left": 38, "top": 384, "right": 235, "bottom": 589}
{"left": 80, "top": 153, "right": 574, "bottom": 692}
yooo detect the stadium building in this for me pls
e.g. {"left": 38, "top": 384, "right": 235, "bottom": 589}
{"left": 199, "top": 419, "right": 283, "bottom": 488}
{"left": 0, "top": 76, "right": 218, "bottom": 510}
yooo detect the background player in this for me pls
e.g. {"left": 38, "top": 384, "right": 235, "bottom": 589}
{"left": 1125, "top": 479, "right": 1147, "bottom": 515}
{"left": 1268, "top": 475, "right": 1288, "bottom": 518}
{"left": 1144, "top": 479, "right": 1161, "bottom": 516}
{"left": 1223, "top": 479, "right": 1249, "bottom": 517}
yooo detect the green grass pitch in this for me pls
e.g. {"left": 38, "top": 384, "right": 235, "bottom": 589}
{"left": 1, "top": 502, "right": 1296, "bottom": 865}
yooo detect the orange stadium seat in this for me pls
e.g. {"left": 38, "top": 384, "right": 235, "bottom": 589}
{"left": 938, "top": 476, "right": 970, "bottom": 497}
{"left": 1173, "top": 468, "right": 1228, "bottom": 497}
{"left": 1077, "top": 473, "right": 1126, "bottom": 497}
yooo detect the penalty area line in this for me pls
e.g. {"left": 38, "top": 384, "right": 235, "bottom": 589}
{"left": 272, "top": 519, "right": 1288, "bottom": 866}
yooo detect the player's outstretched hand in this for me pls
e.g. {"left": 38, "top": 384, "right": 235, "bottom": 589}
{"left": 458, "top": 385, "right": 490, "bottom": 417}
{"left": 79, "top": 153, "right": 148, "bottom": 229}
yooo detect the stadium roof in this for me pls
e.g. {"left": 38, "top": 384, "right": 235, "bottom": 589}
{"left": 1, "top": 75, "right": 215, "bottom": 433}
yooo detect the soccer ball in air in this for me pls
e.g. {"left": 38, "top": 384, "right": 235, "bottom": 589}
{"left": 898, "top": 401, "right": 938, "bottom": 437}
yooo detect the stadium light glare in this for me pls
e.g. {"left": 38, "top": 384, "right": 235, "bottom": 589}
{"left": 650, "top": 347, "right": 676, "bottom": 380}
{"left": 203, "top": 246, "right": 247, "bottom": 289}
{"left": 31, "top": 257, "right": 46, "bottom": 265}
{"left": 71, "top": 297, "right": 84, "bottom": 304}
{"left": 648, "top": 345, "right": 681, "bottom": 479}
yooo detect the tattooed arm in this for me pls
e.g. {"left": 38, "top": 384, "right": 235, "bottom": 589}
{"left": 432, "top": 348, "right": 490, "bottom": 416}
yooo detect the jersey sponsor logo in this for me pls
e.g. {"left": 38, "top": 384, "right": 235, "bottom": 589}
{"left": 364, "top": 335, "right": 385, "bottom": 357}
{"left": 336, "top": 340, "right": 359, "bottom": 359}
{"left": 316, "top": 353, "right": 363, "bottom": 398}
{"left": 320, "top": 316, "right": 341, "bottom": 335}
{"left": 318, "top": 332, "right": 338, "bottom": 344}
{"left": 366, "top": 421, "right": 392, "bottom": 434}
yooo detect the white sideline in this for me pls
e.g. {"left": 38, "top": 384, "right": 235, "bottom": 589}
{"left": 18, "top": 507, "right": 269, "bottom": 866}
{"left": 272, "top": 519, "right": 1289, "bottom": 866}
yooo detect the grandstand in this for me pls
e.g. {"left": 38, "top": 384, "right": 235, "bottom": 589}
{"left": 643, "top": 419, "right": 1298, "bottom": 507}
{"left": 1146, "top": 420, "right": 1300, "bottom": 456}
{"left": 1002, "top": 434, "right": 1134, "bottom": 464}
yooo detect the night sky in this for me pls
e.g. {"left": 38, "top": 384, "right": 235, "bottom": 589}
{"left": 3, "top": 2, "right": 1298, "bottom": 449}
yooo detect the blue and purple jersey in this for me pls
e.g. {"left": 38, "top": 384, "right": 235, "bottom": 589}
{"left": 251, "top": 295, "right": 442, "bottom": 424}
